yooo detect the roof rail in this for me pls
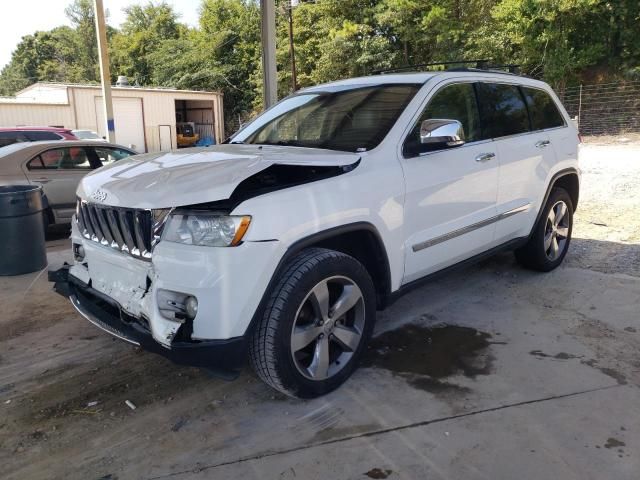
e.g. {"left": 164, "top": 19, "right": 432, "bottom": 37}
{"left": 372, "top": 60, "right": 521, "bottom": 76}
{"left": 372, "top": 60, "right": 489, "bottom": 75}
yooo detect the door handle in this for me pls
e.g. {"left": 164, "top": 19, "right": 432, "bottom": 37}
{"left": 535, "top": 140, "right": 551, "bottom": 148}
{"left": 475, "top": 152, "right": 496, "bottom": 163}
{"left": 35, "top": 177, "right": 51, "bottom": 184}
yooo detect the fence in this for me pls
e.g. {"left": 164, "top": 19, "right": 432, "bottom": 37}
{"left": 558, "top": 81, "right": 640, "bottom": 136}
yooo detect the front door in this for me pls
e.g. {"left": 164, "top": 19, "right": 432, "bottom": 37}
{"left": 401, "top": 82, "right": 499, "bottom": 283}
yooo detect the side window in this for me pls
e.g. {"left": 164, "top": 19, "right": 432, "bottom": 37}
{"left": 27, "top": 156, "right": 46, "bottom": 170}
{"left": 404, "top": 83, "right": 481, "bottom": 157}
{"left": 521, "top": 87, "right": 565, "bottom": 130}
{"left": 23, "top": 131, "right": 63, "bottom": 141}
{"left": 37, "top": 148, "right": 92, "bottom": 170}
{"left": 476, "top": 83, "right": 530, "bottom": 138}
{"left": 93, "top": 147, "right": 134, "bottom": 166}
{"left": 0, "top": 131, "right": 27, "bottom": 147}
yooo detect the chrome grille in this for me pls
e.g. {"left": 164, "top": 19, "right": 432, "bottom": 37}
{"left": 76, "top": 200, "right": 169, "bottom": 260}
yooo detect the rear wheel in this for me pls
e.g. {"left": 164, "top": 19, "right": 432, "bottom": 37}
{"left": 249, "top": 248, "right": 376, "bottom": 398}
{"left": 515, "top": 187, "right": 573, "bottom": 271}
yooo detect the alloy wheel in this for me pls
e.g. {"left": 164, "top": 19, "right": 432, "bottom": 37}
{"left": 290, "top": 275, "right": 365, "bottom": 381}
{"left": 544, "top": 200, "right": 570, "bottom": 261}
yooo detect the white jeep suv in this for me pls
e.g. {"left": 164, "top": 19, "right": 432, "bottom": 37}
{"left": 51, "top": 70, "right": 580, "bottom": 398}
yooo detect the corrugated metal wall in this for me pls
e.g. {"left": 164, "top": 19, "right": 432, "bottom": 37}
{"left": 0, "top": 84, "right": 224, "bottom": 153}
{"left": 72, "top": 87, "right": 224, "bottom": 152}
{"left": 0, "top": 102, "right": 74, "bottom": 128}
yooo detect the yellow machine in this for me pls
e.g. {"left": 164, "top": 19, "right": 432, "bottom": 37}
{"left": 176, "top": 122, "right": 200, "bottom": 148}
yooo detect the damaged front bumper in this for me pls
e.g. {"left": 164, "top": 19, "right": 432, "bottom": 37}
{"left": 49, "top": 265, "right": 247, "bottom": 373}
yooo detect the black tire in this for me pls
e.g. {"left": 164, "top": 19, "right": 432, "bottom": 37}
{"left": 515, "top": 187, "right": 574, "bottom": 272}
{"left": 249, "top": 247, "right": 376, "bottom": 398}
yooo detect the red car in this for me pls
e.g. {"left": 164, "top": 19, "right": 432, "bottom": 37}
{"left": 0, "top": 126, "right": 78, "bottom": 147}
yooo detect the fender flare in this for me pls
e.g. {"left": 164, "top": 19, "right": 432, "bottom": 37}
{"left": 529, "top": 167, "right": 580, "bottom": 239}
{"left": 242, "top": 221, "right": 392, "bottom": 337}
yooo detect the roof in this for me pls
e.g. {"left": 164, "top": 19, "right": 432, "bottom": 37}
{"left": 16, "top": 82, "right": 222, "bottom": 97}
{"left": 301, "top": 70, "right": 548, "bottom": 95}
{"left": 0, "top": 126, "right": 72, "bottom": 132}
{"left": 302, "top": 73, "right": 437, "bottom": 92}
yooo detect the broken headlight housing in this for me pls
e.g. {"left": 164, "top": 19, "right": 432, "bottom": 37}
{"left": 162, "top": 212, "right": 251, "bottom": 247}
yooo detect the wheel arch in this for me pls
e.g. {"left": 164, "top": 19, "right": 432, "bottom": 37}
{"left": 530, "top": 168, "right": 580, "bottom": 239}
{"left": 284, "top": 223, "right": 392, "bottom": 309}
{"left": 245, "top": 222, "right": 392, "bottom": 340}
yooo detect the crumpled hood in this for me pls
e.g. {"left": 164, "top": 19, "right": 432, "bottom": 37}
{"left": 77, "top": 144, "right": 360, "bottom": 209}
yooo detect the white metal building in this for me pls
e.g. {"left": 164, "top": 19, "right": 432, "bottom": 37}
{"left": 0, "top": 83, "right": 224, "bottom": 153}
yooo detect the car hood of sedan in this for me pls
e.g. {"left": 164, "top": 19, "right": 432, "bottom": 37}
{"left": 77, "top": 144, "right": 361, "bottom": 209}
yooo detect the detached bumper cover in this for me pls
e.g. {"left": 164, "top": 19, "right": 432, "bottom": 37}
{"left": 49, "top": 265, "right": 247, "bottom": 372}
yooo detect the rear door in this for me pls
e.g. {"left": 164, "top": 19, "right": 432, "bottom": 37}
{"left": 23, "top": 146, "right": 99, "bottom": 222}
{"left": 401, "top": 81, "right": 499, "bottom": 283}
{"left": 476, "top": 82, "right": 552, "bottom": 243}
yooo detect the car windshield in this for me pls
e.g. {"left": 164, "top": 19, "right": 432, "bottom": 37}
{"left": 231, "top": 83, "right": 420, "bottom": 152}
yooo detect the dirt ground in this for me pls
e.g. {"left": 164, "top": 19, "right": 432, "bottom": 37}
{"left": 0, "top": 141, "right": 638, "bottom": 480}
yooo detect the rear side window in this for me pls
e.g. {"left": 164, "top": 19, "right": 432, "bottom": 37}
{"left": 477, "top": 83, "right": 530, "bottom": 138}
{"left": 522, "top": 87, "right": 565, "bottom": 130}
{"left": 23, "top": 131, "right": 63, "bottom": 141}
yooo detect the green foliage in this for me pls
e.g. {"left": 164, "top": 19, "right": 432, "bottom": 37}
{"left": 1, "top": 0, "right": 638, "bottom": 123}
{"left": 111, "top": 2, "right": 184, "bottom": 85}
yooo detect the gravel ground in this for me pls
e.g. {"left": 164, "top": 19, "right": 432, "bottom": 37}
{"left": 0, "top": 141, "right": 638, "bottom": 480}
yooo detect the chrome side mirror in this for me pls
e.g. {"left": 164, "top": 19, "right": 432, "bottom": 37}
{"left": 420, "top": 119, "right": 465, "bottom": 148}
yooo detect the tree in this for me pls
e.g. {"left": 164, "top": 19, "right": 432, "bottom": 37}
{"left": 110, "top": 2, "right": 184, "bottom": 85}
{"left": 64, "top": 0, "right": 100, "bottom": 82}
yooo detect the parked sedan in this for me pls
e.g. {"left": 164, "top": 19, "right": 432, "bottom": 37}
{"left": 0, "top": 141, "right": 136, "bottom": 228}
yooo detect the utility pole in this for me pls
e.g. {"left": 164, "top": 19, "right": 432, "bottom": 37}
{"left": 260, "top": 0, "right": 278, "bottom": 108}
{"left": 287, "top": 0, "right": 298, "bottom": 92}
{"left": 94, "top": 0, "right": 115, "bottom": 142}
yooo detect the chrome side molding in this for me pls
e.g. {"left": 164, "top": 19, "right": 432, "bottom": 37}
{"left": 412, "top": 203, "right": 531, "bottom": 252}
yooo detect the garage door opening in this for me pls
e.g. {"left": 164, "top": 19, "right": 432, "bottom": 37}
{"left": 175, "top": 100, "right": 216, "bottom": 148}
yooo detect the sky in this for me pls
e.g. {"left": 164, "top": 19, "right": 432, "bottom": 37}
{"left": 0, "top": 0, "right": 202, "bottom": 69}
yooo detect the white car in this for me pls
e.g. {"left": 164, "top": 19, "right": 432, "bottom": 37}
{"left": 72, "top": 130, "right": 107, "bottom": 142}
{"left": 51, "top": 70, "right": 580, "bottom": 398}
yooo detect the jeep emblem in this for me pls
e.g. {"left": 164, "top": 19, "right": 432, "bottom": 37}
{"left": 91, "top": 189, "right": 108, "bottom": 203}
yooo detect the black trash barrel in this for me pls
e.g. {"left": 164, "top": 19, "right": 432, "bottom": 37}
{"left": 0, "top": 185, "right": 47, "bottom": 276}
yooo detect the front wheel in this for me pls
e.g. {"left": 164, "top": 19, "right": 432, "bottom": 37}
{"left": 249, "top": 248, "right": 376, "bottom": 398}
{"left": 515, "top": 187, "right": 574, "bottom": 272}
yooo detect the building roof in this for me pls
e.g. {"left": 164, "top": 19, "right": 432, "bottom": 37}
{"left": 16, "top": 82, "right": 222, "bottom": 97}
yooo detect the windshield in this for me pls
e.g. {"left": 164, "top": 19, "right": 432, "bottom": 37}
{"left": 231, "top": 83, "right": 420, "bottom": 152}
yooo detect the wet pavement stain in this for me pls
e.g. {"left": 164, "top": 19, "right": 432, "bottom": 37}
{"left": 364, "top": 468, "right": 393, "bottom": 479}
{"left": 530, "top": 350, "right": 581, "bottom": 360}
{"left": 361, "top": 324, "right": 496, "bottom": 393}
{"left": 604, "top": 437, "right": 626, "bottom": 449}
{"left": 581, "top": 359, "right": 628, "bottom": 385}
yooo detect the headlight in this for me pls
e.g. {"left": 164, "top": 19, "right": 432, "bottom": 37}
{"left": 163, "top": 212, "right": 251, "bottom": 247}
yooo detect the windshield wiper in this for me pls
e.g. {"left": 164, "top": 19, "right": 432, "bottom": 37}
{"left": 229, "top": 140, "right": 245, "bottom": 144}
{"left": 253, "top": 140, "right": 306, "bottom": 147}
